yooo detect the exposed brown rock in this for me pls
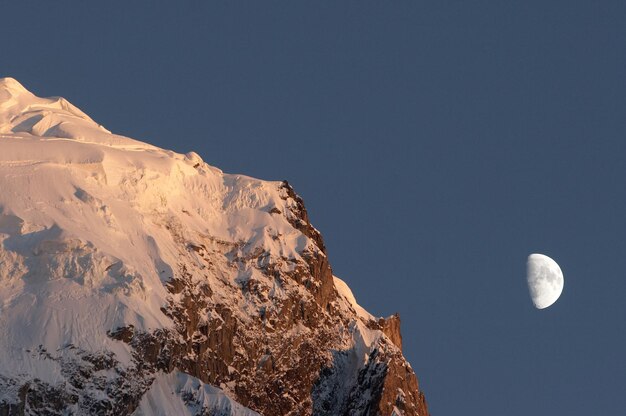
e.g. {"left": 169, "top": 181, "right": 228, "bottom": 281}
{"left": 279, "top": 180, "right": 326, "bottom": 254}
{"left": 376, "top": 344, "right": 429, "bottom": 416}
{"left": 380, "top": 313, "right": 403, "bottom": 351}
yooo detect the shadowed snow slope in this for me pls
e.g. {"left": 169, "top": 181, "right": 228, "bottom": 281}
{"left": 0, "top": 78, "right": 429, "bottom": 416}
{"left": 134, "top": 372, "right": 260, "bottom": 416}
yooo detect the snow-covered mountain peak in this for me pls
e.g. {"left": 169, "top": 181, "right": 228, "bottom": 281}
{"left": 0, "top": 79, "right": 429, "bottom": 416}
{"left": 0, "top": 77, "right": 154, "bottom": 150}
{"left": 0, "top": 77, "right": 33, "bottom": 115}
{"left": 0, "top": 77, "right": 30, "bottom": 96}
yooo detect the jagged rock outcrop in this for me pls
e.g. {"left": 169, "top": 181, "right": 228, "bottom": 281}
{"left": 380, "top": 314, "right": 403, "bottom": 351}
{"left": 0, "top": 78, "right": 429, "bottom": 416}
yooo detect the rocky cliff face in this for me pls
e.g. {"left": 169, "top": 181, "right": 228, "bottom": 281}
{"left": 0, "top": 78, "right": 429, "bottom": 416}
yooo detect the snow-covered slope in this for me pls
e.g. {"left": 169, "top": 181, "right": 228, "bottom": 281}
{"left": 134, "top": 371, "right": 259, "bottom": 416}
{"left": 0, "top": 78, "right": 429, "bottom": 416}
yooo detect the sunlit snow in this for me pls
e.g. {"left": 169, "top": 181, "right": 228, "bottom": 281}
{"left": 0, "top": 78, "right": 392, "bottom": 413}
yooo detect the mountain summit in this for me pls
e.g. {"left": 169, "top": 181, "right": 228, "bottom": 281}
{"left": 0, "top": 79, "right": 429, "bottom": 416}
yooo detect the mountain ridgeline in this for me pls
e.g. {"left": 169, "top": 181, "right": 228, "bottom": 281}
{"left": 0, "top": 78, "right": 429, "bottom": 416}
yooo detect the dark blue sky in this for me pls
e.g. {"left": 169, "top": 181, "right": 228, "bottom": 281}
{"left": 4, "top": 2, "right": 626, "bottom": 414}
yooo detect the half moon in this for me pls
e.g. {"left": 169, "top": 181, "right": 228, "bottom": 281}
{"left": 526, "top": 253, "right": 564, "bottom": 309}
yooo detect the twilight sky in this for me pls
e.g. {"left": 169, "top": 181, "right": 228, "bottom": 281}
{"left": 3, "top": 2, "right": 626, "bottom": 414}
